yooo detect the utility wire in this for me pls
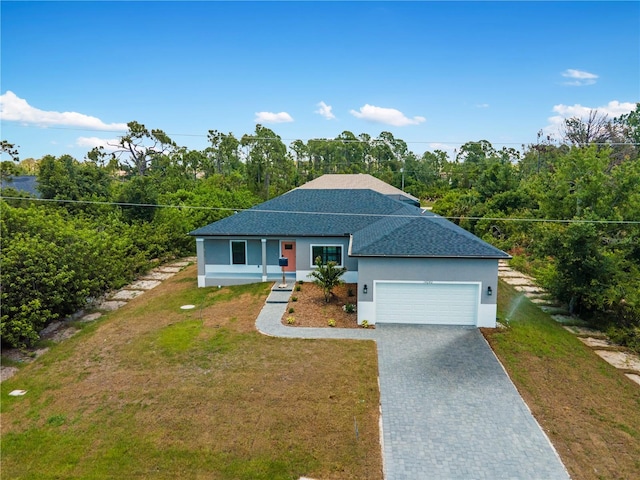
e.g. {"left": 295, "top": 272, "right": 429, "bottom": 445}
{"left": 0, "top": 196, "right": 217, "bottom": 210}
{"left": 2, "top": 195, "right": 639, "bottom": 225}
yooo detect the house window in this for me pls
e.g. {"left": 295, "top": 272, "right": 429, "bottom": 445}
{"left": 231, "top": 241, "right": 247, "bottom": 265}
{"left": 311, "top": 245, "right": 343, "bottom": 266}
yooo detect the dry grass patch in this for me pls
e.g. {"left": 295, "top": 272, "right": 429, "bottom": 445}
{"left": 485, "top": 281, "right": 640, "bottom": 480}
{"left": 1, "top": 266, "right": 382, "bottom": 479}
{"left": 284, "top": 283, "right": 361, "bottom": 328}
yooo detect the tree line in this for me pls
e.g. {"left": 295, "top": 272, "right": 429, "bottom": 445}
{"left": 1, "top": 104, "right": 639, "bottom": 351}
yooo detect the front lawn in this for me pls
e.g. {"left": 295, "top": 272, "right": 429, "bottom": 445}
{"left": 485, "top": 281, "right": 640, "bottom": 480}
{"left": 1, "top": 266, "right": 382, "bottom": 480}
{"left": 5, "top": 269, "right": 639, "bottom": 480}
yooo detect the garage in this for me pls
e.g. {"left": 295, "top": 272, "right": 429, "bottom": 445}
{"left": 375, "top": 281, "right": 479, "bottom": 325}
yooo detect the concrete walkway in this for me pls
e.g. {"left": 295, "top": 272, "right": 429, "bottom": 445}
{"left": 257, "top": 288, "right": 570, "bottom": 479}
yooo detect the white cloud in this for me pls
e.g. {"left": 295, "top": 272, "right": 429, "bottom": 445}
{"left": 544, "top": 100, "right": 636, "bottom": 137}
{"left": 75, "top": 136, "right": 121, "bottom": 151}
{"left": 349, "top": 104, "right": 425, "bottom": 126}
{"left": 475, "top": 103, "right": 490, "bottom": 108}
{"left": 254, "top": 111, "right": 293, "bottom": 123}
{"left": 425, "top": 142, "right": 457, "bottom": 158}
{"left": 561, "top": 69, "right": 599, "bottom": 86}
{"left": 314, "top": 101, "right": 335, "bottom": 120}
{"left": 0, "top": 91, "right": 128, "bottom": 130}
{"left": 428, "top": 142, "right": 453, "bottom": 151}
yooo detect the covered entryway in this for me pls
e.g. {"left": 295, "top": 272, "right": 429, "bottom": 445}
{"left": 375, "top": 281, "right": 479, "bottom": 325}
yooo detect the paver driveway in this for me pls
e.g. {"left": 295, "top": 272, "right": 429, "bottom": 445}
{"left": 376, "top": 324, "right": 570, "bottom": 479}
{"left": 257, "top": 294, "right": 570, "bottom": 479}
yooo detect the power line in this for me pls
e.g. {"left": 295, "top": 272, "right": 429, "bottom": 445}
{"left": 0, "top": 196, "right": 217, "bottom": 210}
{"left": 440, "top": 216, "right": 640, "bottom": 225}
{"left": 2, "top": 195, "right": 639, "bottom": 225}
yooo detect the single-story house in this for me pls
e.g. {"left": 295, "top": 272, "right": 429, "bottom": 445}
{"left": 190, "top": 174, "right": 510, "bottom": 328}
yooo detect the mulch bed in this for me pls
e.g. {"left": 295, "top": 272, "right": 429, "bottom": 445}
{"left": 282, "top": 282, "right": 365, "bottom": 328}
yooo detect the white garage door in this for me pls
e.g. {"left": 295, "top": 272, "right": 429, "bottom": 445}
{"left": 376, "top": 282, "right": 479, "bottom": 325}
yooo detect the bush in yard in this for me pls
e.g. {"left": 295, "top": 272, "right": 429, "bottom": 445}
{"left": 0, "top": 201, "right": 149, "bottom": 348}
{"left": 607, "top": 326, "right": 640, "bottom": 354}
{"left": 308, "top": 256, "right": 347, "bottom": 303}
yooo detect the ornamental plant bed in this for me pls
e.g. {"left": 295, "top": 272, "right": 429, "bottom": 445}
{"left": 283, "top": 282, "right": 362, "bottom": 328}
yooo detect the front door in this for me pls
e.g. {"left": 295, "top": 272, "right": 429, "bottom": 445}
{"left": 281, "top": 241, "right": 296, "bottom": 272}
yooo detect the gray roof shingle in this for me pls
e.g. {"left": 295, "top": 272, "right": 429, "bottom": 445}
{"left": 190, "top": 184, "right": 510, "bottom": 259}
{"left": 350, "top": 214, "right": 509, "bottom": 258}
{"left": 1, "top": 176, "right": 39, "bottom": 197}
{"left": 189, "top": 189, "right": 416, "bottom": 237}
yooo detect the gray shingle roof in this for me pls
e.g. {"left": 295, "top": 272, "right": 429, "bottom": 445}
{"left": 190, "top": 182, "right": 510, "bottom": 259}
{"left": 1, "top": 176, "right": 39, "bottom": 197}
{"left": 350, "top": 215, "right": 509, "bottom": 258}
{"left": 189, "top": 189, "right": 417, "bottom": 237}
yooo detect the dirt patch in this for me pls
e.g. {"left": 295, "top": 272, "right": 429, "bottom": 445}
{"left": 282, "top": 282, "right": 362, "bottom": 328}
{"left": 0, "top": 366, "right": 19, "bottom": 382}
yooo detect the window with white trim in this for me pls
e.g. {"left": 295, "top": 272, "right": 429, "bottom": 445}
{"left": 311, "top": 245, "right": 343, "bottom": 266}
{"left": 231, "top": 240, "right": 247, "bottom": 265}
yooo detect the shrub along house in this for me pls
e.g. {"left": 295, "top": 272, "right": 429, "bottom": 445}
{"left": 190, "top": 174, "right": 510, "bottom": 327}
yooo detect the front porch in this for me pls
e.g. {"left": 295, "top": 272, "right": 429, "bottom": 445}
{"left": 198, "top": 271, "right": 296, "bottom": 287}
{"left": 196, "top": 237, "right": 298, "bottom": 287}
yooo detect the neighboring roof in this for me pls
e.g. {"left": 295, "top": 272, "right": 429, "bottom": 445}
{"left": 0, "top": 176, "right": 39, "bottom": 197}
{"left": 191, "top": 175, "right": 510, "bottom": 259}
{"left": 190, "top": 189, "right": 419, "bottom": 237}
{"left": 297, "top": 174, "right": 419, "bottom": 206}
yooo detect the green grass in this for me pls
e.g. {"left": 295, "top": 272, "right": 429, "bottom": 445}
{"left": 13, "top": 269, "right": 639, "bottom": 479}
{"left": 1, "top": 266, "right": 382, "bottom": 479}
{"left": 486, "top": 281, "right": 640, "bottom": 479}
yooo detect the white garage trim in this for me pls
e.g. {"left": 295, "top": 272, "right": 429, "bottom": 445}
{"left": 375, "top": 281, "right": 480, "bottom": 326}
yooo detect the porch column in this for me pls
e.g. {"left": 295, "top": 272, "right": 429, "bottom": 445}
{"left": 196, "top": 238, "right": 205, "bottom": 287}
{"left": 261, "top": 238, "right": 267, "bottom": 282}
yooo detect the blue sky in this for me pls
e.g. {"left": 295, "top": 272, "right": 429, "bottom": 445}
{"left": 1, "top": 1, "right": 639, "bottom": 161}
